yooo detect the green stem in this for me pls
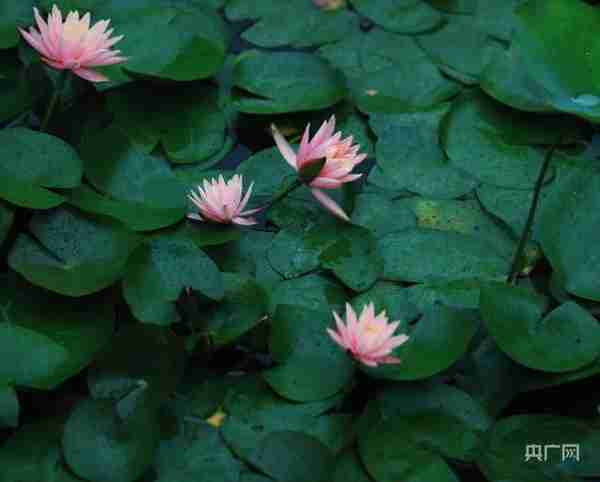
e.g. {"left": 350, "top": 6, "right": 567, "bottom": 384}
{"left": 262, "top": 178, "right": 303, "bottom": 215}
{"left": 40, "top": 70, "right": 68, "bottom": 132}
{"left": 506, "top": 141, "right": 560, "bottom": 284}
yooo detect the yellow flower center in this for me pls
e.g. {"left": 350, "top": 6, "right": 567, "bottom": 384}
{"left": 363, "top": 322, "right": 382, "bottom": 336}
{"left": 62, "top": 20, "right": 88, "bottom": 43}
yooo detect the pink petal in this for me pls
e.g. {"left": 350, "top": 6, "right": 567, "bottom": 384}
{"left": 232, "top": 216, "right": 257, "bottom": 226}
{"left": 72, "top": 67, "right": 109, "bottom": 82}
{"left": 310, "top": 177, "right": 344, "bottom": 189}
{"left": 378, "top": 355, "right": 402, "bottom": 365}
{"left": 327, "top": 328, "right": 346, "bottom": 350}
{"left": 310, "top": 189, "right": 350, "bottom": 221}
{"left": 18, "top": 28, "right": 48, "bottom": 57}
{"left": 296, "top": 123, "right": 313, "bottom": 168}
{"left": 271, "top": 124, "right": 297, "bottom": 169}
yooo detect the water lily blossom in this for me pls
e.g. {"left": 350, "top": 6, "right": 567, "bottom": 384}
{"left": 19, "top": 5, "right": 126, "bottom": 82}
{"left": 327, "top": 302, "right": 409, "bottom": 367}
{"left": 271, "top": 115, "right": 366, "bottom": 221}
{"left": 188, "top": 175, "right": 261, "bottom": 226}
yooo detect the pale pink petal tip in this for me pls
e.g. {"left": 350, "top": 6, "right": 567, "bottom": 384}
{"left": 326, "top": 301, "right": 409, "bottom": 367}
{"left": 20, "top": 5, "right": 126, "bottom": 82}
{"left": 187, "top": 175, "right": 259, "bottom": 227}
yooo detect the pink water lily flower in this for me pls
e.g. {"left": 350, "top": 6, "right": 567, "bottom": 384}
{"left": 327, "top": 302, "right": 409, "bottom": 367}
{"left": 19, "top": 5, "right": 126, "bottom": 82}
{"left": 188, "top": 174, "right": 261, "bottom": 226}
{"left": 272, "top": 115, "right": 366, "bottom": 221}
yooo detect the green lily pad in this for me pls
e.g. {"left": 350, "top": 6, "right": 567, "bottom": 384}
{"left": 442, "top": 91, "right": 578, "bottom": 188}
{"left": 350, "top": 0, "right": 442, "bottom": 34}
{"left": 0, "top": 384, "right": 19, "bottom": 428}
{"left": 269, "top": 273, "right": 346, "bottom": 315}
{"left": 87, "top": 324, "right": 185, "bottom": 412}
{"left": 351, "top": 193, "right": 417, "bottom": 238}
{"left": 538, "top": 166, "right": 600, "bottom": 301}
{"left": 108, "top": 4, "right": 228, "bottom": 81}
{"left": 107, "top": 84, "right": 228, "bottom": 165}
{"left": 250, "top": 431, "right": 335, "bottom": 482}
{"left": 0, "top": 52, "right": 43, "bottom": 123}
{"left": 417, "top": 16, "right": 501, "bottom": 84}
{"left": 123, "top": 233, "right": 223, "bottom": 325}
{"left": 0, "top": 271, "right": 114, "bottom": 389}
{"left": 479, "top": 415, "right": 600, "bottom": 481}
{"left": 333, "top": 449, "right": 373, "bottom": 482}
{"left": 361, "top": 305, "right": 479, "bottom": 380}
{"left": 206, "top": 273, "right": 268, "bottom": 346}
{"left": 8, "top": 207, "right": 140, "bottom": 296}
{"left": 62, "top": 397, "right": 160, "bottom": 482}
{"left": 233, "top": 50, "right": 345, "bottom": 114}
{"left": 0, "top": 0, "right": 34, "bottom": 49}
{"left": 319, "top": 29, "right": 459, "bottom": 113}
{"left": 263, "top": 305, "right": 354, "bottom": 402}
{"left": 155, "top": 419, "right": 242, "bottom": 482}
{"left": 378, "top": 228, "right": 510, "bottom": 283}
{"left": 513, "top": 0, "right": 600, "bottom": 121}
{"left": 481, "top": 283, "right": 600, "bottom": 373}
{"left": 226, "top": 0, "right": 360, "bottom": 48}
{"left": 368, "top": 105, "right": 478, "bottom": 199}
{"left": 375, "top": 382, "right": 493, "bottom": 461}
{"left": 359, "top": 417, "right": 460, "bottom": 482}
{"left": 0, "top": 202, "right": 14, "bottom": 247}
{"left": 222, "top": 391, "right": 352, "bottom": 462}
{"left": 320, "top": 224, "right": 382, "bottom": 292}
{"left": 0, "top": 419, "right": 78, "bottom": 482}
{"left": 0, "top": 128, "right": 81, "bottom": 208}
{"left": 480, "top": 41, "right": 553, "bottom": 112}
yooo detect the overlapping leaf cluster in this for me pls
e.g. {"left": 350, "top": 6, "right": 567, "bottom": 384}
{"left": 1, "top": 0, "right": 600, "bottom": 481}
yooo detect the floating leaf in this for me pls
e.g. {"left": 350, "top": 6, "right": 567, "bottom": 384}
{"left": 62, "top": 398, "right": 160, "bottom": 482}
{"left": 361, "top": 305, "right": 479, "bottom": 380}
{"left": 513, "top": 0, "right": 600, "bottom": 121}
{"left": 155, "top": 419, "right": 242, "bottom": 482}
{"left": 359, "top": 417, "right": 460, "bottom": 482}
{"left": 263, "top": 305, "right": 354, "bottom": 401}
{"left": 250, "top": 431, "right": 335, "bottom": 482}
{"left": 479, "top": 415, "right": 600, "bottom": 480}
{"left": 123, "top": 233, "right": 223, "bottom": 325}
{"left": 442, "top": 92, "right": 577, "bottom": 189}
{"left": 8, "top": 207, "right": 140, "bottom": 296}
{"left": 319, "top": 29, "right": 459, "bottom": 114}
{"left": 0, "top": 0, "right": 34, "bottom": 49}
{"left": 206, "top": 273, "right": 268, "bottom": 346}
{"left": 226, "top": 0, "right": 359, "bottom": 48}
{"left": 88, "top": 324, "right": 185, "bottom": 411}
{"left": 378, "top": 228, "right": 509, "bottom": 283}
{"left": 351, "top": 193, "right": 416, "bottom": 238}
{"left": 107, "top": 84, "right": 228, "bottom": 165}
{"left": 269, "top": 273, "right": 346, "bottom": 315}
{"left": 481, "top": 283, "right": 600, "bottom": 373}
{"left": 0, "top": 419, "right": 77, "bottom": 482}
{"left": 0, "top": 384, "right": 19, "bottom": 428}
{"left": 538, "top": 167, "right": 600, "bottom": 301}
{"left": 233, "top": 51, "right": 345, "bottom": 114}
{"left": 79, "top": 125, "right": 186, "bottom": 231}
{"left": 350, "top": 0, "right": 442, "bottom": 34}
{"left": 368, "top": 105, "right": 478, "bottom": 199}
{"left": 0, "top": 272, "right": 114, "bottom": 389}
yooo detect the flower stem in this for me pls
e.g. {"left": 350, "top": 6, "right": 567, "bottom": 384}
{"left": 506, "top": 141, "right": 560, "bottom": 285}
{"left": 40, "top": 70, "right": 68, "bottom": 132}
{"left": 262, "top": 178, "right": 303, "bottom": 214}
